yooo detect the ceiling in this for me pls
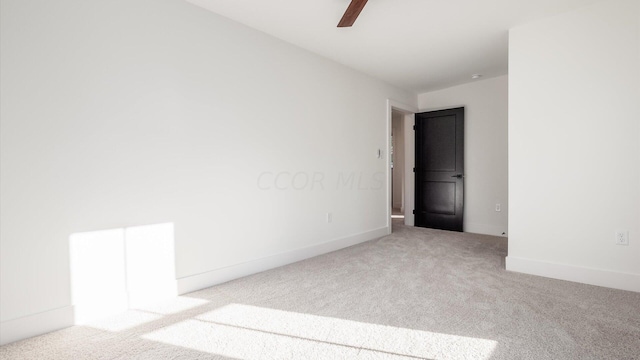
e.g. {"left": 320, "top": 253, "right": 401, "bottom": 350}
{"left": 186, "top": 0, "right": 602, "bottom": 93}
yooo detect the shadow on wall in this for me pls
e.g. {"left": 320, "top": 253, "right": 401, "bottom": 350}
{"left": 69, "top": 223, "right": 177, "bottom": 324}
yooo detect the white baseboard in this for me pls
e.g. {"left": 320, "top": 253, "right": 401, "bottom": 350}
{"left": 0, "top": 306, "right": 74, "bottom": 346}
{"left": 72, "top": 294, "right": 128, "bottom": 325}
{"left": 177, "top": 227, "right": 389, "bottom": 295}
{"left": 465, "top": 222, "right": 507, "bottom": 237}
{"left": 506, "top": 256, "right": 640, "bottom": 293}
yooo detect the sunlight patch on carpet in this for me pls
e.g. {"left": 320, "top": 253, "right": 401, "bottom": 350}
{"left": 142, "top": 303, "right": 497, "bottom": 360}
{"left": 85, "top": 310, "right": 162, "bottom": 332}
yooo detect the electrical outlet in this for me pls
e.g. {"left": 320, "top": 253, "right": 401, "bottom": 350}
{"left": 615, "top": 231, "right": 629, "bottom": 246}
{"left": 495, "top": 204, "right": 501, "bottom": 212}
{"left": 327, "top": 212, "right": 332, "bottom": 223}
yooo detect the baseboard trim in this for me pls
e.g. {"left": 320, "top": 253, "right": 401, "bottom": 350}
{"left": 506, "top": 256, "right": 640, "bottom": 293}
{"left": 0, "top": 306, "right": 74, "bottom": 346}
{"left": 177, "top": 227, "right": 389, "bottom": 295}
{"left": 465, "top": 222, "right": 507, "bottom": 237}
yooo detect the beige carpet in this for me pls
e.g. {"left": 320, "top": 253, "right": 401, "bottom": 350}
{"left": 2, "top": 221, "right": 639, "bottom": 359}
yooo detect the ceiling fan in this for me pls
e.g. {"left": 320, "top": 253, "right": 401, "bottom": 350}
{"left": 337, "top": 0, "right": 369, "bottom": 27}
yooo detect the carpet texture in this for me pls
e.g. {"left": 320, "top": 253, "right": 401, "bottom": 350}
{"left": 1, "top": 222, "right": 639, "bottom": 359}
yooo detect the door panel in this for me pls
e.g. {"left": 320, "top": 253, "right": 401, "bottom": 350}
{"left": 423, "top": 115, "right": 457, "bottom": 171}
{"left": 415, "top": 108, "right": 464, "bottom": 231}
{"left": 422, "top": 181, "right": 456, "bottom": 215}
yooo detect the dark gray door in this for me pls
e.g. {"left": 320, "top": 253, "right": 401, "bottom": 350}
{"left": 415, "top": 107, "right": 464, "bottom": 231}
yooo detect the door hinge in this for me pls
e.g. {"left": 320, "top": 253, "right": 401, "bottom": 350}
{"left": 413, "top": 167, "right": 416, "bottom": 173}
{"left": 413, "top": 209, "right": 416, "bottom": 215}
{"left": 413, "top": 125, "right": 416, "bottom": 130}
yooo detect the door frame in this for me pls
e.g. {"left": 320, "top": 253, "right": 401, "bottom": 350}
{"left": 386, "top": 99, "right": 418, "bottom": 233}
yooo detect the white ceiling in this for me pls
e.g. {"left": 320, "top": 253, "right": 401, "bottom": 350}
{"left": 186, "top": 0, "right": 602, "bottom": 93}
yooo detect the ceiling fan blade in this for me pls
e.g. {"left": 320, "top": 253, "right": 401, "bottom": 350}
{"left": 337, "top": 0, "right": 369, "bottom": 27}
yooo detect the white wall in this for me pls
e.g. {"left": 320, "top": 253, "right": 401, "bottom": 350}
{"left": 507, "top": 0, "right": 640, "bottom": 292}
{"left": 417, "top": 76, "right": 509, "bottom": 236}
{"left": 0, "top": 0, "right": 415, "bottom": 343}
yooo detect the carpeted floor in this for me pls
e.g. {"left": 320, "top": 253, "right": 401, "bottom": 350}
{"left": 1, "top": 221, "right": 639, "bottom": 359}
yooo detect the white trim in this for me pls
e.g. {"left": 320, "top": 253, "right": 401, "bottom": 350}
{"left": 388, "top": 100, "right": 418, "bottom": 114}
{"left": 506, "top": 256, "right": 640, "bottom": 293}
{"left": 72, "top": 294, "right": 129, "bottom": 325}
{"left": 177, "top": 227, "right": 389, "bottom": 295}
{"left": 387, "top": 99, "right": 418, "bottom": 231}
{"left": 465, "top": 223, "right": 507, "bottom": 237}
{"left": 0, "top": 306, "right": 74, "bottom": 346}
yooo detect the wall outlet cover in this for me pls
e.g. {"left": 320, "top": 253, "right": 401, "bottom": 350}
{"left": 615, "top": 231, "right": 629, "bottom": 246}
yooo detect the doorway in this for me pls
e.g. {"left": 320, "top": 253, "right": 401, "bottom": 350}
{"left": 391, "top": 110, "right": 405, "bottom": 222}
{"left": 387, "top": 100, "right": 417, "bottom": 233}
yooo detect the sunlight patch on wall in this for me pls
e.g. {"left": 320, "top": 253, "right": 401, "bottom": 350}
{"left": 142, "top": 303, "right": 497, "bottom": 360}
{"left": 69, "top": 223, "right": 177, "bottom": 325}
{"left": 69, "top": 229, "right": 128, "bottom": 324}
{"left": 125, "top": 223, "right": 176, "bottom": 308}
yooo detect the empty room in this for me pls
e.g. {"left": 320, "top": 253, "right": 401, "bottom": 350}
{"left": 1, "top": 0, "right": 639, "bottom": 359}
